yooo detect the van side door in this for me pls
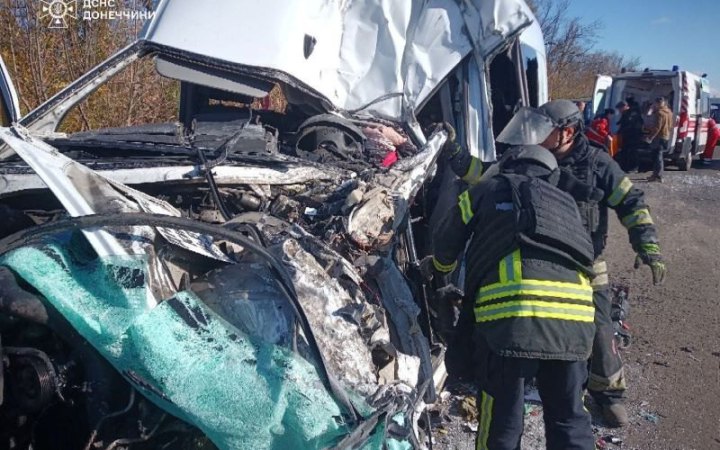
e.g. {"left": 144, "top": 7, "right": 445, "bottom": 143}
{"left": 592, "top": 75, "right": 613, "bottom": 118}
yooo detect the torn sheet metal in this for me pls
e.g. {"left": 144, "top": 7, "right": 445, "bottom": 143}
{"left": 347, "top": 187, "right": 395, "bottom": 250}
{"left": 143, "top": 0, "right": 532, "bottom": 121}
{"left": 0, "top": 164, "right": 351, "bottom": 196}
{"left": 466, "top": 57, "right": 495, "bottom": 161}
{"left": 0, "top": 127, "right": 128, "bottom": 259}
{"left": 347, "top": 130, "right": 445, "bottom": 250}
{"left": 271, "top": 237, "right": 379, "bottom": 396}
{"left": 234, "top": 215, "right": 427, "bottom": 393}
{"left": 0, "top": 126, "right": 231, "bottom": 263}
{"left": 366, "top": 256, "right": 433, "bottom": 396}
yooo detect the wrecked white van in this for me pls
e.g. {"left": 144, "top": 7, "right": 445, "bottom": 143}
{"left": 0, "top": 1, "right": 547, "bottom": 449}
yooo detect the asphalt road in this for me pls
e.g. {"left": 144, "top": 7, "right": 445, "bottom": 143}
{"left": 603, "top": 159, "right": 720, "bottom": 450}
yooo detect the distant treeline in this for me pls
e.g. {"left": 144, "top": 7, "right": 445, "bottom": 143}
{"left": 528, "top": 0, "right": 640, "bottom": 100}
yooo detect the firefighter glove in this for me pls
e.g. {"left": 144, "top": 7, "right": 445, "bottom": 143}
{"left": 441, "top": 122, "right": 464, "bottom": 159}
{"left": 634, "top": 243, "right": 666, "bottom": 285}
{"left": 435, "top": 284, "right": 465, "bottom": 303}
{"left": 418, "top": 255, "right": 437, "bottom": 281}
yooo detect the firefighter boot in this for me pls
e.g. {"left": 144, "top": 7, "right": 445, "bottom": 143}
{"left": 602, "top": 403, "right": 629, "bottom": 428}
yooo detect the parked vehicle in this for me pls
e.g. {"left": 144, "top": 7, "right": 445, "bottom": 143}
{"left": 0, "top": 1, "right": 547, "bottom": 449}
{"left": 592, "top": 68, "right": 713, "bottom": 171}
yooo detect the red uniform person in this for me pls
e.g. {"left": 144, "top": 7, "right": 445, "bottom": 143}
{"left": 702, "top": 117, "right": 720, "bottom": 163}
{"left": 586, "top": 109, "right": 615, "bottom": 149}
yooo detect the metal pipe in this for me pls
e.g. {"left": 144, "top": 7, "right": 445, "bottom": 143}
{"left": 83, "top": 389, "right": 136, "bottom": 450}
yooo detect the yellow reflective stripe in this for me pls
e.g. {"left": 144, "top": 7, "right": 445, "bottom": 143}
{"left": 476, "top": 300, "right": 595, "bottom": 313}
{"left": 476, "top": 310, "right": 595, "bottom": 322}
{"left": 476, "top": 391, "right": 494, "bottom": 450}
{"left": 477, "top": 284, "right": 594, "bottom": 303}
{"left": 462, "top": 157, "right": 484, "bottom": 185}
{"left": 608, "top": 177, "right": 633, "bottom": 206}
{"left": 511, "top": 249, "right": 522, "bottom": 281}
{"left": 458, "top": 190, "right": 474, "bottom": 224}
{"left": 498, "top": 250, "right": 522, "bottom": 284}
{"left": 578, "top": 272, "right": 591, "bottom": 287}
{"left": 478, "top": 278, "right": 593, "bottom": 302}
{"left": 621, "top": 208, "right": 653, "bottom": 228}
{"left": 482, "top": 278, "right": 594, "bottom": 291}
{"left": 498, "top": 254, "right": 509, "bottom": 284}
{"left": 474, "top": 301, "right": 596, "bottom": 323}
{"left": 640, "top": 243, "right": 661, "bottom": 254}
{"left": 433, "top": 257, "right": 457, "bottom": 273}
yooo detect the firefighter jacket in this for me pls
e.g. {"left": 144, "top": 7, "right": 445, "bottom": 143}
{"left": 617, "top": 108, "right": 644, "bottom": 146}
{"left": 431, "top": 164, "right": 596, "bottom": 361}
{"left": 559, "top": 135, "right": 660, "bottom": 262}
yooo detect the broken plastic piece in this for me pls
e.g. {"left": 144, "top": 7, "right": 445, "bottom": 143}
{"left": 640, "top": 410, "right": 660, "bottom": 424}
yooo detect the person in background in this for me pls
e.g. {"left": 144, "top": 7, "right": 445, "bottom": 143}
{"left": 645, "top": 97, "right": 673, "bottom": 182}
{"left": 700, "top": 116, "right": 720, "bottom": 165}
{"left": 615, "top": 100, "right": 643, "bottom": 172}
{"left": 615, "top": 100, "right": 644, "bottom": 172}
{"left": 586, "top": 108, "right": 615, "bottom": 150}
{"left": 575, "top": 100, "right": 589, "bottom": 125}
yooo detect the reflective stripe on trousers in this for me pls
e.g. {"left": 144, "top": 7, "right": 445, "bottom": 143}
{"left": 476, "top": 391, "right": 494, "bottom": 450}
{"left": 589, "top": 260, "right": 626, "bottom": 399}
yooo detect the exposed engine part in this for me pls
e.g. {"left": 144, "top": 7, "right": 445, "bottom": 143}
{"left": 0, "top": 264, "right": 214, "bottom": 450}
{"left": 296, "top": 114, "right": 366, "bottom": 156}
{"left": 83, "top": 390, "right": 136, "bottom": 450}
{"left": 103, "top": 413, "right": 165, "bottom": 450}
{"left": 269, "top": 195, "right": 302, "bottom": 222}
{"left": 228, "top": 191, "right": 262, "bottom": 211}
{"left": 294, "top": 114, "right": 371, "bottom": 172}
{"left": 4, "top": 348, "right": 63, "bottom": 413}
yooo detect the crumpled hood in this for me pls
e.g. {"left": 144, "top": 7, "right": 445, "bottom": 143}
{"left": 143, "top": 0, "right": 535, "bottom": 121}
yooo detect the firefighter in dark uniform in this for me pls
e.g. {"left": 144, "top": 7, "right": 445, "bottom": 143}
{"left": 428, "top": 144, "right": 597, "bottom": 450}
{"left": 495, "top": 99, "right": 666, "bottom": 427}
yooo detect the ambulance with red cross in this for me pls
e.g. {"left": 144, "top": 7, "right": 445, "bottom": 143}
{"left": 592, "top": 67, "right": 713, "bottom": 171}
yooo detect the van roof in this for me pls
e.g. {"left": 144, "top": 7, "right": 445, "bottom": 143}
{"left": 142, "top": 0, "right": 540, "bottom": 121}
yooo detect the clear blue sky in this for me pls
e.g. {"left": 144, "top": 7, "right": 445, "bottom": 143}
{"left": 564, "top": 0, "right": 720, "bottom": 95}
